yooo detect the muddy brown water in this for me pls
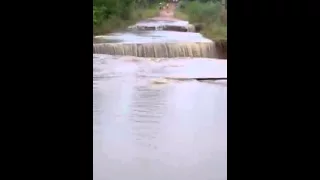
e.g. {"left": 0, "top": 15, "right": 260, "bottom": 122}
{"left": 93, "top": 54, "right": 227, "bottom": 180}
{"left": 93, "top": 30, "right": 219, "bottom": 58}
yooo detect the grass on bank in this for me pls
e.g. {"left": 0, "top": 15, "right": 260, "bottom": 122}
{"left": 94, "top": 7, "right": 158, "bottom": 35}
{"left": 175, "top": 1, "right": 227, "bottom": 41}
{"left": 93, "top": 0, "right": 162, "bottom": 35}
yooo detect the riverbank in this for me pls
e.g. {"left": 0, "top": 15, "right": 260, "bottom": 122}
{"left": 175, "top": 1, "right": 227, "bottom": 41}
{"left": 174, "top": 1, "right": 227, "bottom": 58}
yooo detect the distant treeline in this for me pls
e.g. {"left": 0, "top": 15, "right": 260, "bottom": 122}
{"left": 93, "top": 0, "right": 227, "bottom": 37}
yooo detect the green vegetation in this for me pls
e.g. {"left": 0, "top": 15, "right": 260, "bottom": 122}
{"left": 93, "top": 0, "right": 161, "bottom": 35}
{"left": 93, "top": 0, "right": 227, "bottom": 41}
{"left": 176, "top": 0, "right": 227, "bottom": 40}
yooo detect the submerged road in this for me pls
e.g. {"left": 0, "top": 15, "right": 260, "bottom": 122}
{"left": 93, "top": 3, "right": 227, "bottom": 180}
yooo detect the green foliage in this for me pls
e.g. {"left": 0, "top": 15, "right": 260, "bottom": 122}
{"left": 93, "top": 0, "right": 134, "bottom": 23}
{"left": 93, "top": 0, "right": 227, "bottom": 39}
{"left": 178, "top": 0, "right": 227, "bottom": 40}
{"left": 184, "top": 1, "right": 222, "bottom": 23}
{"left": 93, "top": 0, "right": 159, "bottom": 35}
{"left": 93, "top": 6, "right": 107, "bottom": 26}
{"left": 184, "top": 0, "right": 222, "bottom": 3}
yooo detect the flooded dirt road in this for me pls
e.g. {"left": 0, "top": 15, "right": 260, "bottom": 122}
{"left": 93, "top": 55, "right": 227, "bottom": 180}
{"left": 93, "top": 2, "right": 226, "bottom": 179}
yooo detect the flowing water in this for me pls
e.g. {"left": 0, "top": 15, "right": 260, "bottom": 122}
{"left": 93, "top": 14, "right": 227, "bottom": 180}
{"left": 128, "top": 19, "right": 195, "bottom": 32}
{"left": 93, "top": 30, "right": 218, "bottom": 58}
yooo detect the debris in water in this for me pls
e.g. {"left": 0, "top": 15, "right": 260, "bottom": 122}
{"left": 165, "top": 77, "right": 227, "bottom": 81}
{"left": 150, "top": 78, "right": 169, "bottom": 84}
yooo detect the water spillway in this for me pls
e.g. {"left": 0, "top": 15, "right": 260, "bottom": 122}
{"left": 93, "top": 5, "right": 227, "bottom": 180}
{"left": 128, "top": 19, "right": 195, "bottom": 32}
{"left": 93, "top": 42, "right": 218, "bottom": 58}
{"left": 93, "top": 31, "right": 219, "bottom": 58}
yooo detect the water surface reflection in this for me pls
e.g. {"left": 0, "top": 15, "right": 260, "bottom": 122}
{"left": 93, "top": 55, "right": 227, "bottom": 180}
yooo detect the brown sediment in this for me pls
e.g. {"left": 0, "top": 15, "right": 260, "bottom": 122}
{"left": 93, "top": 42, "right": 219, "bottom": 58}
{"left": 215, "top": 40, "right": 227, "bottom": 59}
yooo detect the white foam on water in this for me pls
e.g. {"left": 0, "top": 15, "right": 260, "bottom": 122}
{"left": 131, "top": 19, "right": 190, "bottom": 28}
{"left": 93, "top": 54, "right": 227, "bottom": 79}
{"left": 94, "top": 31, "right": 212, "bottom": 44}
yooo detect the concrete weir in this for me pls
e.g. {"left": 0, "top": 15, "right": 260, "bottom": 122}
{"left": 93, "top": 42, "right": 218, "bottom": 58}
{"left": 128, "top": 19, "right": 195, "bottom": 32}
{"left": 93, "top": 31, "right": 219, "bottom": 58}
{"left": 93, "top": 2, "right": 227, "bottom": 180}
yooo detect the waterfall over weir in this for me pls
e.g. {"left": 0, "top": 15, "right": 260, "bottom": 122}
{"left": 93, "top": 42, "right": 218, "bottom": 58}
{"left": 128, "top": 19, "right": 195, "bottom": 32}
{"left": 93, "top": 5, "right": 227, "bottom": 180}
{"left": 93, "top": 31, "right": 219, "bottom": 58}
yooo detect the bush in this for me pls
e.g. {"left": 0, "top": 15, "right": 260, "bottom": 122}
{"left": 178, "top": 0, "right": 227, "bottom": 40}
{"left": 184, "top": 1, "right": 222, "bottom": 24}
{"left": 93, "top": 0, "right": 158, "bottom": 35}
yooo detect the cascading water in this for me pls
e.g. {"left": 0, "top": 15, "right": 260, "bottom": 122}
{"left": 128, "top": 19, "right": 195, "bottom": 32}
{"left": 93, "top": 30, "right": 220, "bottom": 58}
{"left": 93, "top": 42, "right": 217, "bottom": 58}
{"left": 93, "top": 4, "right": 227, "bottom": 180}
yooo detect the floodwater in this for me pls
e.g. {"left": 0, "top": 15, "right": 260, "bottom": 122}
{"left": 129, "top": 19, "right": 190, "bottom": 29}
{"left": 94, "top": 30, "right": 211, "bottom": 44}
{"left": 93, "top": 54, "right": 227, "bottom": 180}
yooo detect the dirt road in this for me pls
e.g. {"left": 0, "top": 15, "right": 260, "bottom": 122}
{"left": 149, "top": 3, "right": 179, "bottom": 21}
